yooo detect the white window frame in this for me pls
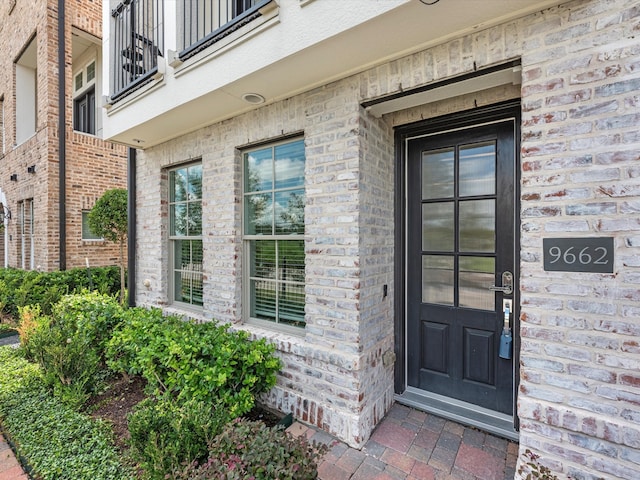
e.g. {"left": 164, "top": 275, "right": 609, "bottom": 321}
{"left": 168, "top": 162, "right": 203, "bottom": 310}
{"left": 242, "top": 137, "right": 306, "bottom": 335}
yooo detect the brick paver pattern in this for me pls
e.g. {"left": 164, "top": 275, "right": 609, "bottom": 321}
{"left": 303, "top": 403, "right": 518, "bottom": 480}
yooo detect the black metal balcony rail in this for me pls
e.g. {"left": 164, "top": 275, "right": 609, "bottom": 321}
{"left": 178, "top": 0, "right": 271, "bottom": 61}
{"left": 111, "top": 0, "right": 164, "bottom": 101}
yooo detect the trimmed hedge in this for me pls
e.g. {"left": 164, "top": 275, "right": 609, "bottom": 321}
{"left": 0, "top": 346, "right": 135, "bottom": 480}
{"left": 0, "top": 266, "right": 121, "bottom": 317}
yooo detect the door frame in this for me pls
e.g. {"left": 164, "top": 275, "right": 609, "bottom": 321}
{"left": 393, "top": 99, "right": 522, "bottom": 434}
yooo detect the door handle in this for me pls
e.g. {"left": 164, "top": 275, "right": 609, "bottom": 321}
{"left": 489, "top": 271, "right": 513, "bottom": 296}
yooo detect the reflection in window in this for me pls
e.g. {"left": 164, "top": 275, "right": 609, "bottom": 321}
{"left": 82, "top": 211, "right": 102, "bottom": 240}
{"left": 244, "top": 138, "right": 306, "bottom": 328}
{"left": 169, "top": 163, "right": 203, "bottom": 307}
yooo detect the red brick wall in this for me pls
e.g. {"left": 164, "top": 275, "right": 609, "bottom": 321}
{"left": 0, "top": 0, "right": 127, "bottom": 271}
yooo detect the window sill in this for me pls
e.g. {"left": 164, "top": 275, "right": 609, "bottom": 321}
{"left": 164, "top": 303, "right": 205, "bottom": 321}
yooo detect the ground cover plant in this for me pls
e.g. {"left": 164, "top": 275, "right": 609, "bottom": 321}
{"left": 0, "top": 290, "right": 327, "bottom": 479}
{"left": 0, "top": 346, "right": 135, "bottom": 480}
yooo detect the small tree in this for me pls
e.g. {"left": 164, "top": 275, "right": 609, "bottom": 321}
{"left": 88, "top": 188, "right": 128, "bottom": 304}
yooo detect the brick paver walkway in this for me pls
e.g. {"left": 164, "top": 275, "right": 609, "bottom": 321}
{"left": 291, "top": 403, "right": 519, "bottom": 480}
{"left": 0, "top": 434, "right": 28, "bottom": 480}
{"left": 1, "top": 393, "right": 517, "bottom": 480}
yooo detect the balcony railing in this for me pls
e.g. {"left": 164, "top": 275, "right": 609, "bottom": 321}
{"left": 178, "top": 0, "right": 271, "bottom": 60}
{"left": 111, "top": 0, "right": 164, "bottom": 101}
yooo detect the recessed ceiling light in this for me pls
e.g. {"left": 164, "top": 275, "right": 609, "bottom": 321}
{"left": 242, "top": 93, "right": 265, "bottom": 104}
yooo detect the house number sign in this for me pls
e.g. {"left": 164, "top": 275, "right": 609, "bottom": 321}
{"left": 543, "top": 237, "right": 614, "bottom": 273}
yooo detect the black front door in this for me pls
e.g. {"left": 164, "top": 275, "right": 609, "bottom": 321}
{"left": 406, "top": 118, "right": 517, "bottom": 415}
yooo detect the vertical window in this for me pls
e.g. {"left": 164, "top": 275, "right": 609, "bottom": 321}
{"left": 16, "top": 38, "right": 37, "bottom": 145}
{"left": 169, "top": 163, "right": 203, "bottom": 307}
{"left": 17, "top": 199, "right": 34, "bottom": 270}
{"left": 0, "top": 95, "right": 5, "bottom": 155}
{"left": 82, "top": 211, "right": 102, "bottom": 240}
{"left": 243, "top": 138, "right": 306, "bottom": 329}
{"left": 73, "top": 60, "right": 96, "bottom": 134}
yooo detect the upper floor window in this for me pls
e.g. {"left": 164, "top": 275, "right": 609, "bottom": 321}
{"left": 110, "top": 0, "right": 164, "bottom": 101}
{"left": 15, "top": 38, "right": 37, "bottom": 145}
{"left": 178, "top": 0, "right": 272, "bottom": 59}
{"left": 243, "top": 138, "right": 306, "bottom": 330}
{"left": 169, "top": 163, "right": 203, "bottom": 307}
{"left": 73, "top": 61, "right": 96, "bottom": 135}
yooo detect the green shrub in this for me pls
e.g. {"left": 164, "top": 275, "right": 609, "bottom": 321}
{"left": 18, "top": 292, "right": 125, "bottom": 408}
{"left": 107, "top": 309, "right": 282, "bottom": 418}
{"left": 0, "top": 266, "right": 121, "bottom": 318}
{"left": 175, "top": 419, "right": 329, "bottom": 480}
{"left": 0, "top": 346, "right": 135, "bottom": 480}
{"left": 127, "top": 395, "right": 230, "bottom": 479}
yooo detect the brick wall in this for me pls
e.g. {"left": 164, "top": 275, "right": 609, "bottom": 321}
{"left": 0, "top": 0, "right": 127, "bottom": 271}
{"left": 134, "top": 0, "right": 640, "bottom": 475}
{"left": 359, "top": 0, "right": 640, "bottom": 477}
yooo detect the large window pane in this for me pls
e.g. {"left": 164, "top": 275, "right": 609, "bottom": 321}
{"left": 459, "top": 142, "right": 495, "bottom": 197}
{"left": 171, "top": 204, "right": 187, "bottom": 236}
{"left": 250, "top": 240, "right": 276, "bottom": 279}
{"left": 422, "top": 148, "right": 454, "bottom": 199}
{"left": 459, "top": 199, "right": 495, "bottom": 253}
{"left": 275, "top": 190, "right": 305, "bottom": 234}
{"left": 422, "top": 255, "right": 454, "bottom": 305}
{"left": 275, "top": 140, "right": 305, "bottom": 189}
{"left": 245, "top": 193, "right": 273, "bottom": 235}
{"left": 245, "top": 148, "right": 273, "bottom": 193}
{"left": 422, "top": 202, "right": 454, "bottom": 252}
{"left": 459, "top": 257, "right": 495, "bottom": 311}
{"left": 171, "top": 167, "right": 188, "bottom": 202}
{"left": 173, "top": 239, "right": 203, "bottom": 306}
{"left": 278, "top": 240, "right": 305, "bottom": 282}
{"left": 244, "top": 138, "right": 306, "bottom": 328}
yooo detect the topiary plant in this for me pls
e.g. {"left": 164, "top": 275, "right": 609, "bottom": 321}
{"left": 88, "top": 188, "right": 128, "bottom": 304}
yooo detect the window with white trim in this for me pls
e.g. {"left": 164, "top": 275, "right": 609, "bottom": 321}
{"left": 73, "top": 60, "right": 96, "bottom": 134}
{"left": 243, "top": 138, "right": 306, "bottom": 329}
{"left": 169, "top": 163, "right": 203, "bottom": 307}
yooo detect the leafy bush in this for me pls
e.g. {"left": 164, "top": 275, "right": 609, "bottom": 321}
{"left": 107, "top": 309, "right": 282, "bottom": 417}
{"left": 127, "top": 395, "right": 230, "bottom": 479}
{"left": 0, "top": 266, "right": 121, "bottom": 318}
{"left": 18, "top": 293, "right": 125, "bottom": 408}
{"left": 0, "top": 346, "right": 135, "bottom": 480}
{"left": 518, "top": 449, "right": 566, "bottom": 480}
{"left": 175, "top": 419, "right": 329, "bottom": 480}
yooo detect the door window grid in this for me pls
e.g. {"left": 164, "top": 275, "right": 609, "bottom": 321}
{"left": 169, "top": 163, "right": 203, "bottom": 307}
{"left": 243, "top": 138, "right": 306, "bottom": 329}
{"left": 421, "top": 141, "right": 496, "bottom": 311}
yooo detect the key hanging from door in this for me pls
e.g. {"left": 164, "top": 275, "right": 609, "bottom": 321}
{"left": 499, "top": 301, "right": 513, "bottom": 360}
